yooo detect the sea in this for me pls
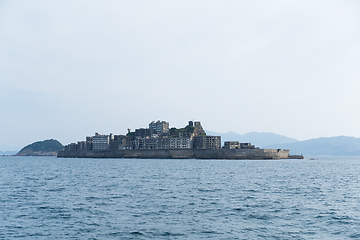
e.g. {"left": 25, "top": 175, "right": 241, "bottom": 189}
{"left": 1, "top": 156, "right": 360, "bottom": 239}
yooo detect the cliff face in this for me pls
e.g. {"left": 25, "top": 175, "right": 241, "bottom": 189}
{"left": 16, "top": 139, "right": 64, "bottom": 156}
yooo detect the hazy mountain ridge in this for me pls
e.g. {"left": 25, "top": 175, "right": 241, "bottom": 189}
{"left": 206, "top": 130, "right": 360, "bottom": 156}
{"left": 205, "top": 130, "right": 299, "bottom": 148}
{"left": 266, "top": 136, "right": 360, "bottom": 156}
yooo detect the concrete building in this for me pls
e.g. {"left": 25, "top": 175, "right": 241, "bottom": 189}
{"left": 224, "top": 141, "right": 240, "bottom": 149}
{"left": 86, "top": 136, "right": 93, "bottom": 150}
{"left": 121, "top": 135, "right": 135, "bottom": 150}
{"left": 135, "top": 137, "right": 193, "bottom": 150}
{"left": 193, "top": 136, "right": 221, "bottom": 149}
{"left": 224, "top": 141, "right": 255, "bottom": 149}
{"left": 77, "top": 141, "right": 86, "bottom": 151}
{"left": 135, "top": 128, "right": 153, "bottom": 138}
{"left": 64, "top": 143, "right": 77, "bottom": 151}
{"left": 240, "top": 143, "right": 255, "bottom": 149}
{"left": 109, "top": 135, "right": 126, "bottom": 150}
{"left": 93, "top": 133, "right": 110, "bottom": 150}
{"left": 168, "top": 138, "right": 192, "bottom": 149}
{"left": 63, "top": 120, "right": 219, "bottom": 152}
{"left": 149, "top": 120, "right": 169, "bottom": 134}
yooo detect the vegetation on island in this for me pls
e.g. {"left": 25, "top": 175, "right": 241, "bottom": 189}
{"left": 16, "top": 139, "right": 64, "bottom": 156}
{"left": 169, "top": 125, "right": 195, "bottom": 137}
{"left": 126, "top": 131, "right": 136, "bottom": 137}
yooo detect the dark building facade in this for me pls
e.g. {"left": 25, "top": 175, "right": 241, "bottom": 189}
{"left": 135, "top": 128, "right": 153, "bottom": 138}
{"left": 149, "top": 120, "right": 169, "bottom": 134}
{"left": 193, "top": 136, "right": 221, "bottom": 149}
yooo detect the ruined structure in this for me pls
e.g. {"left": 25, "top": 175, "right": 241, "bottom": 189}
{"left": 59, "top": 120, "right": 303, "bottom": 159}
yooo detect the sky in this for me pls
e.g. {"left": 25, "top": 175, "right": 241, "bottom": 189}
{"left": 1, "top": 0, "right": 360, "bottom": 150}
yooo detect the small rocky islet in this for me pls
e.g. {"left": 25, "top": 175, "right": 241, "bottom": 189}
{"left": 16, "top": 139, "right": 64, "bottom": 156}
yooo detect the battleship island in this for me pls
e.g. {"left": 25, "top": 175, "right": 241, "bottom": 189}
{"left": 58, "top": 120, "right": 303, "bottom": 159}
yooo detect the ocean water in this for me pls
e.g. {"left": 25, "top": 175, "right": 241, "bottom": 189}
{"left": 1, "top": 156, "right": 360, "bottom": 239}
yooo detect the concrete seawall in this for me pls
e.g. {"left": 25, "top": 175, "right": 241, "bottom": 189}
{"left": 58, "top": 149, "right": 303, "bottom": 159}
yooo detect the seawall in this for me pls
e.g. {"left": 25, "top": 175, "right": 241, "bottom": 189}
{"left": 57, "top": 148, "right": 303, "bottom": 159}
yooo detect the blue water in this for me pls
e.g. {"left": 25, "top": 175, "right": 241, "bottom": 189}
{"left": 1, "top": 156, "right": 360, "bottom": 239}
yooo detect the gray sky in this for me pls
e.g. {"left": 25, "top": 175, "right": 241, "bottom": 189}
{"left": 1, "top": 0, "right": 360, "bottom": 150}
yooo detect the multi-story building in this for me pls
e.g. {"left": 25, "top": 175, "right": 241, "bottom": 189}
{"left": 223, "top": 141, "right": 255, "bottom": 149}
{"left": 149, "top": 120, "right": 169, "bottom": 134}
{"left": 121, "top": 135, "right": 135, "bottom": 150}
{"left": 193, "top": 136, "right": 221, "bottom": 149}
{"left": 93, "top": 133, "right": 110, "bottom": 150}
{"left": 224, "top": 141, "right": 240, "bottom": 149}
{"left": 62, "top": 120, "right": 221, "bottom": 152}
{"left": 65, "top": 143, "right": 77, "bottom": 151}
{"left": 135, "top": 137, "right": 193, "bottom": 150}
{"left": 77, "top": 141, "right": 86, "bottom": 150}
{"left": 169, "top": 137, "right": 192, "bottom": 149}
{"left": 86, "top": 136, "right": 93, "bottom": 150}
{"left": 109, "top": 135, "right": 126, "bottom": 150}
{"left": 239, "top": 143, "right": 255, "bottom": 149}
{"left": 135, "top": 128, "right": 153, "bottom": 138}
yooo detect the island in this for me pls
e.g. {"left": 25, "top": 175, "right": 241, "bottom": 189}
{"left": 58, "top": 120, "right": 303, "bottom": 159}
{"left": 17, "top": 139, "right": 64, "bottom": 156}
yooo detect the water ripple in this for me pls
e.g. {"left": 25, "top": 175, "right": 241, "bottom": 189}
{"left": 1, "top": 156, "right": 360, "bottom": 239}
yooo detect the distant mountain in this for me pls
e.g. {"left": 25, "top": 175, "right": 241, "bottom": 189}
{"left": 266, "top": 136, "right": 360, "bottom": 156}
{"left": 206, "top": 130, "right": 360, "bottom": 156}
{"left": 16, "top": 139, "right": 64, "bottom": 156}
{"left": 205, "top": 130, "right": 299, "bottom": 148}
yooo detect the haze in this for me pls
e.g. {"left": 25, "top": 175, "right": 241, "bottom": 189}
{"left": 1, "top": 1, "right": 360, "bottom": 150}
